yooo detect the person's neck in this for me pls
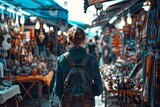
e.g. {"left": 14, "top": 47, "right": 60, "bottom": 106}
{"left": 70, "top": 43, "right": 84, "bottom": 48}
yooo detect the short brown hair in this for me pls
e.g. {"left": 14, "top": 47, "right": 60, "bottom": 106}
{"left": 67, "top": 27, "right": 86, "bottom": 46}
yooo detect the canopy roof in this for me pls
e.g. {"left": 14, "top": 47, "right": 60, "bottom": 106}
{"left": 0, "top": 0, "right": 68, "bottom": 21}
{"left": 84, "top": 0, "right": 114, "bottom": 13}
{"left": 89, "top": 0, "right": 145, "bottom": 27}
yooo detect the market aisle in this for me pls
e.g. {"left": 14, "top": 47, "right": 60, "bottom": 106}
{"left": 95, "top": 95, "right": 105, "bottom": 107}
{"left": 52, "top": 95, "right": 105, "bottom": 107}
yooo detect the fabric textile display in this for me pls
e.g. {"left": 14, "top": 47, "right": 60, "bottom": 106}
{"left": 157, "top": 6, "right": 160, "bottom": 44}
{"left": 143, "top": 54, "right": 155, "bottom": 106}
{"left": 154, "top": 57, "right": 160, "bottom": 107}
{"left": 147, "top": 9, "right": 157, "bottom": 45}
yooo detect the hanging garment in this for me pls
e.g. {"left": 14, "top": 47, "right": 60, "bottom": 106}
{"left": 147, "top": 9, "right": 157, "bottom": 45}
{"left": 154, "top": 57, "right": 160, "bottom": 107}
{"left": 143, "top": 54, "right": 155, "bottom": 106}
{"left": 156, "top": 6, "right": 160, "bottom": 44}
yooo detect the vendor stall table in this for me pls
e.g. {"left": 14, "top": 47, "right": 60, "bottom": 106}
{"left": 0, "top": 85, "right": 21, "bottom": 107}
{"left": 15, "top": 71, "right": 54, "bottom": 107}
{"left": 103, "top": 80, "right": 141, "bottom": 107}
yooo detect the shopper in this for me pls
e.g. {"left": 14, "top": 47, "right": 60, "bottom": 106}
{"left": 86, "top": 39, "right": 99, "bottom": 59}
{"left": 55, "top": 27, "right": 103, "bottom": 107}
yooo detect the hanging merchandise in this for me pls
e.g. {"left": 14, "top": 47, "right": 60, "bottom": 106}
{"left": 142, "top": 0, "right": 151, "bottom": 11}
{"left": 2, "top": 34, "right": 11, "bottom": 51}
{"left": 156, "top": 5, "right": 160, "bottom": 44}
{"left": 35, "top": 21, "right": 40, "bottom": 30}
{"left": 20, "top": 15, "right": 25, "bottom": 32}
{"left": 143, "top": 54, "right": 155, "bottom": 106}
{"left": 0, "top": 62, "right": 4, "bottom": 78}
{"left": 1, "top": 8, "right": 4, "bottom": 20}
{"left": 127, "top": 13, "right": 132, "bottom": 24}
{"left": 154, "top": 57, "right": 160, "bottom": 106}
{"left": 14, "top": 14, "right": 21, "bottom": 34}
{"left": 0, "top": 8, "right": 9, "bottom": 34}
{"left": 38, "top": 29, "right": 45, "bottom": 43}
{"left": 147, "top": 9, "right": 157, "bottom": 45}
{"left": 120, "top": 17, "right": 125, "bottom": 29}
{"left": 37, "top": 20, "right": 46, "bottom": 57}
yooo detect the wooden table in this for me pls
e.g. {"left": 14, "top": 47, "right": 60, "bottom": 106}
{"left": 0, "top": 85, "right": 21, "bottom": 107}
{"left": 103, "top": 80, "right": 141, "bottom": 107}
{"left": 15, "top": 71, "right": 54, "bottom": 107}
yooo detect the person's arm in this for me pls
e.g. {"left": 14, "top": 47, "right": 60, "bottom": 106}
{"left": 55, "top": 57, "right": 63, "bottom": 100}
{"left": 95, "top": 45, "right": 99, "bottom": 59}
{"left": 92, "top": 57, "right": 103, "bottom": 96}
{"left": 86, "top": 44, "right": 89, "bottom": 53}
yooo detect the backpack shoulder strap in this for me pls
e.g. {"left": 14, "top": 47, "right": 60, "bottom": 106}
{"left": 81, "top": 54, "right": 91, "bottom": 68}
{"left": 63, "top": 52, "right": 75, "bottom": 67}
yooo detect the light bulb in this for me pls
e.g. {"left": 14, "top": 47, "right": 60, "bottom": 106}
{"left": 50, "top": 26, "right": 54, "bottom": 31}
{"left": 57, "top": 30, "right": 61, "bottom": 35}
{"left": 43, "top": 23, "right": 47, "bottom": 29}
{"left": 30, "top": 15, "right": 37, "bottom": 23}
{"left": 121, "top": 17, "right": 125, "bottom": 27}
{"left": 143, "top": 5, "right": 150, "bottom": 11}
{"left": 20, "top": 15, "right": 25, "bottom": 24}
{"left": 127, "top": 13, "right": 132, "bottom": 24}
{"left": 35, "top": 21, "right": 40, "bottom": 29}
{"left": 45, "top": 26, "right": 49, "bottom": 33}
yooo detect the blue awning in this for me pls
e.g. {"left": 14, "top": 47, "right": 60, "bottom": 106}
{"left": 0, "top": 0, "right": 68, "bottom": 21}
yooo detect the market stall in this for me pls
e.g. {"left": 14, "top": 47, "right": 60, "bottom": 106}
{"left": 0, "top": 0, "right": 65, "bottom": 106}
{"left": 0, "top": 85, "right": 21, "bottom": 107}
{"left": 91, "top": 0, "right": 160, "bottom": 107}
{"left": 15, "top": 71, "right": 54, "bottom": 107}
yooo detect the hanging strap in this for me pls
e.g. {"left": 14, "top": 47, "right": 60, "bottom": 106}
{"left": 63, "top": 52, "right": 91, "bottom": 68}
{"left": 81, "top": 54, "right": 91, "bottom": 69}
{"left": 63, "top": 52, "right": 75, "bottom": 67}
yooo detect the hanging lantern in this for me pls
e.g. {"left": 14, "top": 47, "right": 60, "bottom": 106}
{"left": 94, "top": 2, "right": 103, "bottom": 10}
{"left": 35, "top": 21, "right": 40, "bottom": 30}
{"left": 127, "top": 13, "right": 132, "bottom": 24}
{"left": 57, "top": 30, "right": 61, "bottom": 35}
{"left": 50, "top": 26, "right": 54, "bottom": 31}
{"left": 142, "top": 0, "right": 151, "bottom": 11}
{"left": 121, "top": 17, "right": 125, "bottom": 27}
{"left": 15, "top": 14, "right": 19, "bottom": 26}
{"left": 1, "top": 7, "right": 5, "bottom": 20}
{"left": 30, "top": 15, "right": 37, "bottom": 23}
{"left": 45, "top": 25, "right": 49, "bottom": 33}
{"left": 20, "top": 15, "right": 25, "bottom": 24}
{"left": 43, "top": 23, "right": 47, "bottom": 29}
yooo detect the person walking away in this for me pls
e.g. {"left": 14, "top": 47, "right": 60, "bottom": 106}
{"left": 86, "top": 39, "right": 99, "bottom": 59}
{"left": 55, "top": 27, "right": 103, "bottom": 107}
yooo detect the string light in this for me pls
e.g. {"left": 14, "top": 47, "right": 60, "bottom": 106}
{"left": 35, "top": 21, "right": 40, "bottom": 29}
{"left": 50, "top": 26, "right": 54, "bottom": 31}
{"left": 127, "top": 13, "right": 132, "bottom": 24}
{"left": 121, "top": 17, "right": 125, "bottom": 27}
{"left": 20, "top": 15, "right": 25, "bottom": 24}
{"left": 43, "top": 23, "right": 47, "bottom": 29}
{"left": 30, "top": 15, "right": 37, "bottom": 23}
